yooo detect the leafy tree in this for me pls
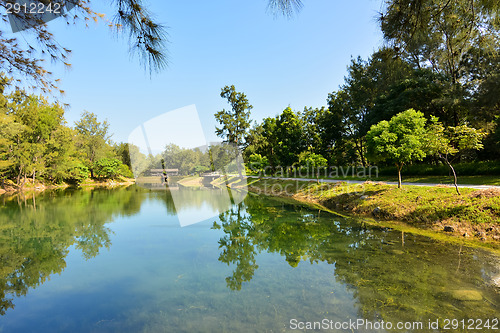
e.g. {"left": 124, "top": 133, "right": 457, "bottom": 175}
{"left": 0, "top": 113, "right": 23, "bottom": 180}
{"left": 380, "top": 0, "right": 500, "bottom": 125}
{"left": 368, "top": 69, "right": 452, "bottom": 126}
{"left": 461, "top": 46, "right": 500, "bottom": 125}
{"left": 426, "top": 118, "right": 485, "bottom": 194}
{"left": 323, "top": 51, "right": 413, "bottom": 166}
{"left": 93, "top": 158, "right": 122, "bottom": 179}
{"left": 366, "top": 109, "right": 428, "bottom": 188}
{"left": 247, "top": 153, "right": 269, "bottom": 175}
{"left": 298, "top": 151, "right": 327, "bottom": 183}
{"left": 324, "top": 89, "right": 364, "bottom": 165}
{"left": 215, "top": 85, "right": 253, "bottom": 149}
{"left": 246, "top": 117, "right": 280, "bottom": 169}
{"left": 301, "top": 106, "right": 326, "bottom": 153}
{"left": 275, "top": 107, "right": 304, "bottom": 168}
{"left": 4, "top": 92, "right": 67, "bottom": 187}
{"left": 380, "top": 0, "right": 499, "bottom": 82}
{"left": 114, "top": 143, "right": 132, "bottom": 170}
{"left": 74, "top": 111, "right": 112, "bottom": 178}
{"left": 66, "top": 163, "right": 91, "bottom": 185}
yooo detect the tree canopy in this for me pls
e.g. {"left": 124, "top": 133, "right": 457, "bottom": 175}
{"left": 215, "top": 85, "right": 253, "bottom": 149}
{"left": 366, "top": 109, "right": 429, "bottom": 188}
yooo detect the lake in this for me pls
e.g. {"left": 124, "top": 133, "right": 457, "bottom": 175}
{"left": 0, "top": 186, "right": 499, "bottom": 332}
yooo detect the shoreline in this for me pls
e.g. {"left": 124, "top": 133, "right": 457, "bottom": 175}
{"left": 0, "top": 178, "right": 136, "bottom": 195}
{"left": 243, "top": 177, "right": 500, "bottom": 252}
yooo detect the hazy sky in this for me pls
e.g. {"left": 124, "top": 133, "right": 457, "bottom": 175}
{"left": 23, "top": 0, "right": 384, "bottom": 144}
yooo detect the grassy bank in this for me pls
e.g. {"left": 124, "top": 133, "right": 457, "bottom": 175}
{"left": 0, "top": 176, "right": 135, "bottom": 194}
{"left": 246, "top": 172, "right": 500, "bottom": 186}
{"left": 244, "top": 177, "right": 500, "bottom": 249}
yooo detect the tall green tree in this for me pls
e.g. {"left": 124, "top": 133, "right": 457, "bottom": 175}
{"left": 366, "top": 109, "right": 428, "bottom": 188}
{"left": 215, "top": 85, "right": 253, "bottom": 149}
{"left": 275, "top": 107, "right": 304, "bottom": 168}
{"left": 426, "top": 118, "right": 485, "bottom": 194}
{"left": 323, "top": 51, "right": 413, "bottom": 166}
{"left": 74, "top": 111, "right": 113, "bottom": 178}
{"left": 301, "top": 106, "right": 326, "bottom": 153}
{"left": 4, "top": 92, "right": 67, "bottom": 187}
{"left": 380, "top": 0, "right": 500, "bottom": 125}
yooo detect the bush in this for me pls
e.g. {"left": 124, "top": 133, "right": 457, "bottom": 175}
{"left": 117, "top": 164, "right": 134, "bottom": 178}
{"left": 247, "top": 154, "right": 269, "bottom": 173}
{"left": 65, "top": 163, "right": 90, "bottom": 184}
{"left": 93, "top": 158, "right": 122, "bottom": 179}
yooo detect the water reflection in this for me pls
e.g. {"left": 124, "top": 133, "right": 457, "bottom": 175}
{"left": 0, "top": 186, "right": 498, "bottom": 332}
{"left": 214, "top": 195, "right": 500, "bottom": 326}
{"left": 0, "top": 187, "right": 146, "bottom": 315}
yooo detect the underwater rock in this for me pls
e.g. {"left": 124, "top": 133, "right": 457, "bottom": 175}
{"left": 449, "top": 290, "right": 483, "bottom": 301}
{"left": 492, "top": 275, "right": 500, "bottom": 288}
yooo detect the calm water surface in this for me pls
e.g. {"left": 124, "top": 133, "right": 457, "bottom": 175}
{"left": 0, "top": 186, "right": 499, "bottom": 332}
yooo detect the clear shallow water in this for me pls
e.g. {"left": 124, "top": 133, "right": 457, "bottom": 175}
{"left": 0, "top": 186, "right": 499, "bottom": 332}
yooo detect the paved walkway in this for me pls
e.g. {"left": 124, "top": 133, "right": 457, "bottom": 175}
{"left": 253, "top": 176, "right": 500, "bottom": 190}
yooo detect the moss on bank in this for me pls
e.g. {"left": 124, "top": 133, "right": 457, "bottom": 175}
{"left": 244, "top": 177, "right": 500, "bottom": 250}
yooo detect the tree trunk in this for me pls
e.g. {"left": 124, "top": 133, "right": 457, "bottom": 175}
{"left": 397, "top": 163, "right": 402, "bottom": 189}
{"left": 441, "top": 155, "right": 461, "bottom": 195}
{"left": 359, "top": 141, "right": 366, "bottom": 167}
{"left": 16, "top": 165, "right": 24, "bottom": 187}
{"left": 20, "top": 173, "right": 27, "bottom": 190}
{"left": 354, "top": 140, "right": 366, "bottom": 168}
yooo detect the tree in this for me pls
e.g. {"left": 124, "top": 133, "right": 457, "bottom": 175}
{"left": 323, "top": 51, "right": 413, "bottom": 166}
{"left": 74, "top": 111, "right": 112, "bottom": 178}
{"left": 114, "top": 143, "right": 132, "bottom": 170}
{"left": 426, "top": 118, "right": 485, "bottom": 194}
{"left": 4, "top": 92, "right": 68, "bottom": 187}
{"left": 247, "top": 154, "right": 269, "bottom": 175}
{"left": 379, "top": 0, "right": 500, "bottom": 125}
{"left": 301, "top": 107, "right": 326, "bottom": 153}
{"left": 0, "top": 0, "right": 168, "bottom": 94}
{"left": 367, "top": 69, "right": 452, "bottom": 126}
{"left": 215, "top": 85, "right": 253, "bottom": 149}
{"left": 93, "top": 158, "right": 122, "bottom": 179}
{"left": 298, "top": 151, "right": 327, "bottom": 183}
{"left": 0, "top": 112, "right": 24, "bottom": 185}
{"left": 380, "top": 0, "right": 500, "bottom": 80}
{"left": 275, "top": 107, "right": 304, "bottom": 168}
{"left": 247, "top": 117, "right": 280, "bottom": 169}
{"left": 366, "top": 109, "right": 428, "bottom": 188}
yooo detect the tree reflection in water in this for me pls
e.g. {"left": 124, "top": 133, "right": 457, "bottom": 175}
{"left": 0, "top": 187, "right": 498, "bottom": 329}
{"left": 214, "top": 195, "right": 500, "bottom": 325}
{"left": 0, "top": 186, "right": 146, "bottom": 315}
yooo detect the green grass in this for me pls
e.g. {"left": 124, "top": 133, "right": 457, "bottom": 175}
{"left": 246, "top": 178, "right": 500, "bottom": 247}
{"left": 346, "top": 175, "right": 500, "bottom": 186}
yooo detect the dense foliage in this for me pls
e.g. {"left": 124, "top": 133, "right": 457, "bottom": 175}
{"left": 242, "top": 0, "right": 500, "bottom": 177}
{"left": 0, "top": 80, "right": 133, "bottom": 188}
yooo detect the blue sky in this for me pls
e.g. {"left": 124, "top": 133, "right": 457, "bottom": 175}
{"left": 23, "top": 0, "right": 384, "bottom": 144}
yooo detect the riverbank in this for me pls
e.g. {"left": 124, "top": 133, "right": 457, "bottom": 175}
{"left": 244, "top": 177, "right": 500, "bottom": 250}
{"left": 0, "top": 177, "right": 135, "bottom": 195}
